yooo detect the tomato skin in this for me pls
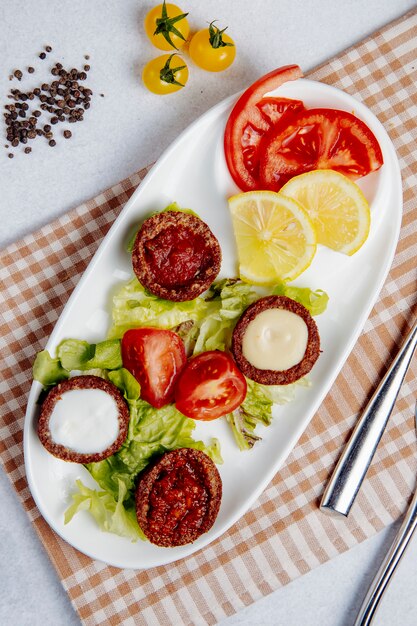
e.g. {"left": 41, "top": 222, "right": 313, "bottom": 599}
{"left": 175, "top": 351, "right": 247, "bottom": 420}
{"left": 259, "top": 108, "right": 384, "bottom": 190}
{"left": 121, "top": 328, "right": 187, "bottom": 408}
{"left": 144, "top": 3, "right": 190, "bottom": 51}
{"left": 189, "top": 29, "right": 236, "bottom": 72}
{"left": 224, "top": 65, "right": 304, "bottom": 191}
{"left": 142, "top": 54, "right": 189, "bottom": 95}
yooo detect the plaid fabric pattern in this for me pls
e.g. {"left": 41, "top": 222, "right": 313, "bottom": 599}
{"left": 1, "top": 9, "right": 416, "bottom": 625}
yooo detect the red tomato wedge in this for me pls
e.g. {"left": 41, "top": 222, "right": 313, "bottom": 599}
{"left": 260, "top": 108, "right": 384, "bottom": 190}
{"left": 121, "top": 328, "right": 186, "bottom": 408}
{"left": 175, "top": 351, "right": 247, "bottom": 420}
{"left": 224, "top": 65, "right": 304, "bottom": 191}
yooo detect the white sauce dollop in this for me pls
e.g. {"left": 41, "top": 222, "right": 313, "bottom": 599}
{"left": 49, "top": 388, "right": 119, "bottom": 453}
{"left": 242, "top": 308, "right": 308, "bottom": 371}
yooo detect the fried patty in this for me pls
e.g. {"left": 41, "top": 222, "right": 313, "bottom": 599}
{"left": 37, "top": 375, "right": 130, "bottom": 463}
{"left": 132, "top": 211, "right": 221, "bottom": 302}
{"left": 135, "top": 447, "right": 222, "bottom": 547}
{"left": 231, "top": 295, "right": 320, "bottom": 385}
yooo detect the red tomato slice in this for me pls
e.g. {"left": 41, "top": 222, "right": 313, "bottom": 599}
{"left": 259, "top": 108, "right": 384, "bottom": 190}
{"left": 121, "top": 328, "right": 186, "bottom": 408}
{"left": 224, "top": 65, "right": 304, "bottom": 191}
{"left": 239, "top": 97, "right": 305, "bottom": 183}
{"left": 175, "top": 351, "right": 247, "bottom": 420}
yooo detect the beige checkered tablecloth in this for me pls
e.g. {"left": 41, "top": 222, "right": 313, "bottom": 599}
{"left": 1, "top": 9, "right": 417, "bottom": 625}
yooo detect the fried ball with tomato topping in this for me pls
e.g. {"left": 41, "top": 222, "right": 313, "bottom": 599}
{"left": 37, "top": 375, "right": 130, "bottom": 463}
{"left": 132, "top": 211, "right": 221, "bottom": 301}
{"left": 231, "top": 296, "right": 320, "bottom": 385}
{"left": 136, "top": 447, "right": 222, "bottom": 547}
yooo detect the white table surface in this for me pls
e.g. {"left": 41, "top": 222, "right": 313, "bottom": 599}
{"left": 1, "top": 1, "right": 416, "bottom": 624}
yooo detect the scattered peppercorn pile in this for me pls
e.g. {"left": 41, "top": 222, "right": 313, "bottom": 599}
{"left": 3, "top": 46, "right": 93, "bottom": 158}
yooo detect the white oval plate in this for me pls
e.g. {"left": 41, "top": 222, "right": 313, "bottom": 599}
{"left": 24, "top": 78, "right": 402, "bottom": 569}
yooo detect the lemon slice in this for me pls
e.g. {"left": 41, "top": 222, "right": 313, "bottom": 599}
{"left": 228, "top": 191, "right": 316, "bottom": 284}
{"left": 280, "top": 170, "right": 371, "bottom": 255}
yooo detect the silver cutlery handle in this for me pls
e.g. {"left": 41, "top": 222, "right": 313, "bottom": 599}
{"left": 354, "top": 485, "right": 417, "bottom": 626}
{"left": 320, "top": 319, "right": 417, "bottom": 517}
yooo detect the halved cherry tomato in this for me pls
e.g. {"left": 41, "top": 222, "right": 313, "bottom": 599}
{"left": 121, "top": 328, "right": 186, "bottom": 408}
{"left": 224, "top": 65, "right": 304, "bottom": 191}
{"left": 175, "top": 351, "right": 247, "bottom": 420}
{"left": 259, "top": 108, "right": 384, "bottom": 190}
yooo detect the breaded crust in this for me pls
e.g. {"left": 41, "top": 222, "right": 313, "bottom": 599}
{"left": 136, "top": 448, "right": 222, "bottom": 547}
{"left": 132, "top": 211, "right": 221, "bottom": 302}
{"left": 37, "top": 375, "right": 130, "bottom": 463}
{"left": 231, "top": 295, "right": 320, "bottom": 385}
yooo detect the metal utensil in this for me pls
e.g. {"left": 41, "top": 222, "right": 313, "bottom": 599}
{"left": 354, "top": 401, "right": 417, "bottom": 626}
{"left": 320, "top": 319, "right": 417, "bottom": 517}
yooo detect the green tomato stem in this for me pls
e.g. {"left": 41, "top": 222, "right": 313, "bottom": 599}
{"left": 154, "top": 0, "right": 189, "bottom": 49}
{"left": 208, "top": 20, "right": 234, "bottom": 49}
{"left": 160, "top": 54, "right": 186, "bottom": 87}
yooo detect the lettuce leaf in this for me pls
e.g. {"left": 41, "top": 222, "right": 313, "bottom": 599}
{"left": 262, "top": 377, "right": 311, "bottom": 404}
{"left": 66, "top": 398, "right": 222, "bottom": 541}
{"left": 33, "top": 339, "right": 122, "bottom": 388}
{"left": 227, "top": 379, "right": 272, "bottom": 450}
{"left": 64, "top": 479, "right": 145, "bottom": 541}
{"left": 272, "top": 282, "right": 329, "bottom": 316}
{"left": 108, "top": 367, "right": 141, "bottom": 403}
{"left": 108, "top": 278, "right": 207, "bottom": 339}
{"left": 108, "top": 277, "right": 327, "bottom": 349}
{"left": 40, "top": 266, "right": 328, "bottom": 538}
{"left": 108, "top": 277, "right": 261, "bottom": 353}
{"left": 87, "top": 399, "right": 222, "bottom": 500}
{"left": 227, "top": 377, "right": 310, "bottom": 451}
{"left": 56, "top": 338, "right": 122, "bottom": 371}
{"left": 193, "top": 279, "right": 259, "bottom": 353}
{"left": 160, "top": 202, "right": 199, "bottom": 217}
{"left": 105, "top": 275, "right": 327, "bottom": 450}
{"left": 32, "top": 350, "right": 69, "bottom": 386}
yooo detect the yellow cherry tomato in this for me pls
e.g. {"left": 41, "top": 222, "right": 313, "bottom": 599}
{"left": 142, "top": 54, "right": 189, "bottom": 95}
{"left": 189, "top": 22, "right": 236, "bottom": 72}
{"left": 144, "top": 1, "right": 190, "bottom": 51}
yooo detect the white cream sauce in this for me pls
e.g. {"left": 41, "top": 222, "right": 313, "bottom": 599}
{"left": 242, "top": 308, "right": 308, "bottom": 371}
{"left": 49, "top": 388, "right": 119, "bottom": 453}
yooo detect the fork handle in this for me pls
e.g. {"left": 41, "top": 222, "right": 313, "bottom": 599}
{"left": 354, "top": 486, "right": 417, "bottom": 625}
{"left": 320, "top": 319, "right": 417, "bottom": 517}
